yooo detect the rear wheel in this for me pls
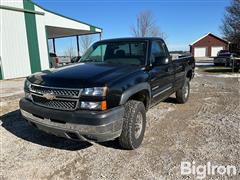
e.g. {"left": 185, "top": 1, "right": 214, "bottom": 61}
{"left": 118, "top": 100, "right": 146, "bottom": 150}
{"left": 225, "top": 60, "right": 230, "bottom": 67}
{"left": 233, "top": 68, "right": 239, "bottom": 72}
{"left": 176, "top": 79, "right": 190, "bottom": 104}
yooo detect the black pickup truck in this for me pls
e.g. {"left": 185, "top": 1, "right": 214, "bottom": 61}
{"left": 20, "top": 38, "right": 195, "bottom": 149}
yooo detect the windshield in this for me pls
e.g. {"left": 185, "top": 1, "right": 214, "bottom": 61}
{"left": 80, "top": 41, "right": 147, "bottom": 65}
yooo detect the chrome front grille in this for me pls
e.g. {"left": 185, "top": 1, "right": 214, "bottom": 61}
{"left": 30, "top": 84, "right": 80, "bottom": 111}
{"left": 31, "top": 84, "right": 80, "bottom": 98}
{"left": 32, "top": 95, "right": 78, "bottom": 111}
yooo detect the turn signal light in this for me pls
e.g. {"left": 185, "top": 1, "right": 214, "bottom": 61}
{"left": 101, "top": 101, "right": 107, "bottom": 110}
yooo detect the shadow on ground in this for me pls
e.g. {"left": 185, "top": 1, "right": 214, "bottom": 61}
{"left": 203, "top": 68, "right": 234, "bottom": 73}
{"left": 1, "top": 110, "right": 92, "bottom": 151}
{"left": 196, "top": 63, "right": 235, "bottom": 73}
{"left": 98, "top": 140, "right": 123, "bottom": 150}
{"left": 1, "top": 96, "right": 178, "bottom": 151}
{"left": 195, "top": 64, "right": 214, "bottom": 68}
{"left": 164, "top": 97, "right": 177, "bottom": 104}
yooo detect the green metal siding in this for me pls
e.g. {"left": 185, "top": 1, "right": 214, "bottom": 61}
{"left": 23, "top": 0, "right": 41, "bottom": 73}
{"left": 0, "top": 66, "right": 3, "bottom": 80}
{"left": 90, "top": 26, "right": 96, "bottom": 32}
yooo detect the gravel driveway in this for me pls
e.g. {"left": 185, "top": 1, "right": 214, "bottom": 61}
{"left": 0, "top": 67, "right": 239, "bottom": 180}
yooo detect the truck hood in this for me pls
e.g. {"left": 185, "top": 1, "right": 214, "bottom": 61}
{"left": 28, "top": 63, "right": 142, "bottom": 88}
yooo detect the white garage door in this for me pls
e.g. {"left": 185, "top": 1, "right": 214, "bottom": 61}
{"left": 194, "top": 47, "right": 207, "bottom": 57}
{"left": 211, "top": 46, "right": 224, "bottom": 57}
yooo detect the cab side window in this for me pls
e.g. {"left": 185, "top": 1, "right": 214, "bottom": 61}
{"left": 151, "top": 41, "right": 168, "bottom": 65}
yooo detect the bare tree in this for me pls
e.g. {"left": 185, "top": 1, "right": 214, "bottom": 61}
{"left": 80, "top": 35, "right": 94, "bottom": 55}
{"left": 221, "top": 0, "right": 240, "bottom": 43}
{"left": 64, "top": 43, "right": 75, "bottom": 58}
{"left": 131, "top": 10, "right": 166, "bottom": 39}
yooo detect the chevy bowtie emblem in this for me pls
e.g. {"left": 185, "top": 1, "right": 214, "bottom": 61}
{"left": 43, "top": 93, "right": 55, "bottom": 100}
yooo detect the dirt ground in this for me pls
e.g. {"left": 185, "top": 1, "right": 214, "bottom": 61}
{"left": 0, "top": 65, "right": 239, "bottom": 180}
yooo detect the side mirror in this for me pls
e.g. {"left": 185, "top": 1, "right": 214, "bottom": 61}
{"left": 153, "top": 57, "right": 169, "bottom": 65}
{"left": 162, "top": 57, "right": 170, "bottom": 64}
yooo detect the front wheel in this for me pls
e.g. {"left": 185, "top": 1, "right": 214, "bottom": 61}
{"left": 176, "top": 79, "right": 190, "bottom": 104}
{"left": 118, "top": 100, "right": 146, "bottom": 150}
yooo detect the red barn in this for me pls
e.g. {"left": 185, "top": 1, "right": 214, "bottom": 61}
{"left": 190, "top": 33, "right": 229, "bottom": 58}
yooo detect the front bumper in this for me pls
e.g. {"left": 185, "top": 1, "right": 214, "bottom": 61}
{"left": 19, "top": 98, "right": 124, "bottom": 142}
{"left": 214, "top": 58, "right": 226, "bottom": 64}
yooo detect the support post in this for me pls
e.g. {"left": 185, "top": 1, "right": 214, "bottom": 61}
{"left": 76, "top": 35, "right": 80, "bottom": 56}
{"left": 99, "top": 32, "right": 102, "bottom": 40}
{"left": 53, "top": 38, "right": 56, "bottom": 54}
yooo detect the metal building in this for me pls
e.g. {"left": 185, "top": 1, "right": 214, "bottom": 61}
{"left": 0, "top": 0, "right": 102, "bottom": 80}
{"left": 190, "top": 33, "right": 229, "bottom": 58}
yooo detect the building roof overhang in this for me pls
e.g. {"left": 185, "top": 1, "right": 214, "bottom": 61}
{"left": 33, "top": 1, "right": 102, "bottom": 39}
{"left": 190, "top": 32, "right": 230, "bottom": 46}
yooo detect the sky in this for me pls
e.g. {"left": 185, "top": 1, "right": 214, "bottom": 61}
{"left": 34, "top": 0, "right": 231, "bottom": 55}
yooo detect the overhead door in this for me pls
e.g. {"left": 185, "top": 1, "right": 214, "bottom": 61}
{"left": 194, "top": 47, "right": 207, "bottom": 57}
{"left": 211, "top": 46, "right": 224, "bottom": 57}
{"left": 1, "top": 4, "right": 31, "bottom": 79}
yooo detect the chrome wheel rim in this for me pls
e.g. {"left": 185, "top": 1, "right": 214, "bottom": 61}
{"left": 135, "top": 112, "right": 143, "bottom": 139}
{"left": 184, "top": 83, "right": 189, "bottom": 98}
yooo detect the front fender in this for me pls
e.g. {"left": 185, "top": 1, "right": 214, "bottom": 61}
{"left": 119, "top": 82, "right": 151, "bottom": 105}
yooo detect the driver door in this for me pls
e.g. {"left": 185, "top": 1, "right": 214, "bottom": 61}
{"left": 149, "top": 41, "right": 175, "bottom": 104}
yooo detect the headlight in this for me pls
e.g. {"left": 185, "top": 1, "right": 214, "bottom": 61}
{"left": 24, "top": 79, "right": 32, "bottom": 101}
{"left": 81, "top": 87, "right": 107, "bottom": 96}
{"left": 80, "top": 101, "right": 107, "bottom": 110}
{"left": 24, "top": 79, "right": 32, "bottom": 92}
{"left": 80, "top": 87, "right": 107, "bottom": 110}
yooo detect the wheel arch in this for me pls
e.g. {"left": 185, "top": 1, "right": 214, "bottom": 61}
{"left": 119, "top": 83, "right": 151, "bottom": 109}
{"left": 186, "top": 69, "right": 193, "bottom": 80}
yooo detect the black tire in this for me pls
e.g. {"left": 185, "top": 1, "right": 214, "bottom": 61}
{"left": 176, "top": 79, "right": 190, "bottom": 104}
{"left": 118, "top": 100, "right": 146, "bottom": 150}
{"left": 225, "top": 60, "right": 230, "bottom": 67}
{"left": 233, "top": 68, "right": 239, "bottom": 72}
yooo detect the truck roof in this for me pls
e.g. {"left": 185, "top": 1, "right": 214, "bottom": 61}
{"left": 99, "top": 37, "right": 164, "bottom": 43}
